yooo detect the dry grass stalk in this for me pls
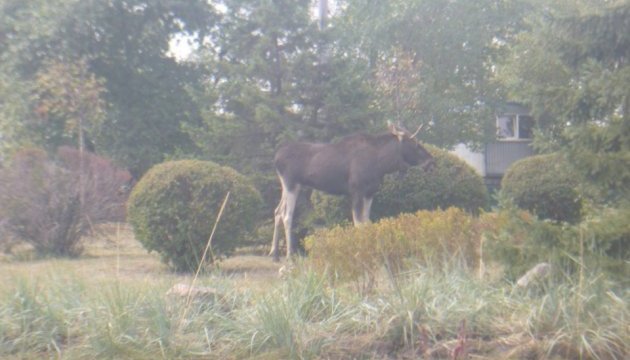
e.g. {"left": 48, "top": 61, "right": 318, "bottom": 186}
{"left": 176, "top": 191, "right": 230, "bottom": 331}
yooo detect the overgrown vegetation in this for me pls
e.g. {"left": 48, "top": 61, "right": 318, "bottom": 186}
{"left": 1, "top": 0, "right": 628, "bottom": 358}
{"left": 305, "top": 208, "right": 481, "bottom": 289}
{"left": 0, "top": 236, "right": 627, "bottom": 359}
{"left": 0, "top": 147, "right": 131, "bottom": 256}
{"left": 127, "top": 160, "right": 262, "bottom": 272}
{"left": 485, "top": 205, "right": 630, "bottom": 284}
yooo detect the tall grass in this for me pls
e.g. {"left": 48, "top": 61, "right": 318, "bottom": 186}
{"left": 514, "top": 274, "right": 628, "bottom": 359}
{"left": 214, "top": 270, "right": 358, "bottom": 359}
{"left": 0, "top": 277, "right": 70, "bottom": 356}
{"left": 0, "top": 258, "right": 627, "bottom": 359}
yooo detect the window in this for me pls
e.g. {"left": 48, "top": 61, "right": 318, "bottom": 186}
{"left": 518, "top": 115, "right": 533, "bottom": 139}
{"left": 497, "top": 114, "right": 533, "bottom": 140}
{"left": 497, "top": 115, "right": 515, "bottom": 138}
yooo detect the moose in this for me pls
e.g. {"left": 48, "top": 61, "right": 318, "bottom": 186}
{"left": 270, "top": 122, "right": 435, "bottom": 261}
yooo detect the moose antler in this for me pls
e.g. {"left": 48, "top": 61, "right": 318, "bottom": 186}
{"left": 411, "top": 124, "right": 425, "bottom": 138}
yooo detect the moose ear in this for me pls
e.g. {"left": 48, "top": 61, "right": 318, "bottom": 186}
{"left": 387, "top": 121, "right": 405, "bottom": 140}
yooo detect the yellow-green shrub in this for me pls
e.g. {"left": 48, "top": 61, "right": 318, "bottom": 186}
{"left": 304, "top": 208, "right": 481, "bottom": 284}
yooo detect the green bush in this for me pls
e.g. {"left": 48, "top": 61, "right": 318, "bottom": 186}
{"left": 481, "top": 209, "right": 566, "bottom": 280}
{"left": 308, "top": 145, "right": 488, "bottom": 227}
{"left": 304, "top": 208, "right": 481, "bottom": 286}
{"left": 127, "top": 160, "right": 262, "bottom": 272}
{"left": 306, "top": 191, "right": 349, "bottom": 228}
{"left": 482, "top": 206, "right": 630, "bottom": 282}
{"left": 500, "top": 153, "right": 582, "bottom": 223}
{"left": 373, "top": 145, "right": 488, "bottom": 218}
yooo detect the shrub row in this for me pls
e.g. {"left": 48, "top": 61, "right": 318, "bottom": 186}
{"left": 304, "top": 205, "right": 629, "bottom": 286}
{"left": 125, "top": 145, "right": 488, "bottom": 271}
{"left": 304, "top": 208, "right": 482, "bottom": 286}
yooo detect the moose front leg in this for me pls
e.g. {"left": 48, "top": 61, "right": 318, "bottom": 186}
{"left": 361, "top": 196, "right": 373, "bottom": 223}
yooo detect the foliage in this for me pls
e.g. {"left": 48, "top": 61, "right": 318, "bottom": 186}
{"left": 308, "top": 145, "right": 488, "bottom": 228}
{"left": 373, "top": 47, "right": 424, "bottom": 125}
{"left": 187, "top": 0, "right": 376, "bottom": 217}
{"left": 34, "top": 58, "right": 106, "bottom": 154}
{"left": 181, "top": 0, "right": 383, "bottom": 238}
{"left": 337, "top": 0, "right": 525, "bottom": 148}
{"left": 483, "top": 206, "right": 630, "bottom": 283}
{"left": 127, "top": 160, "right": 262, "bottom": 272}
{"left": 482, "top": 209, "right": 565, "bottom": 280}
{"left": 496, "top": 2, "right": 630, "bottom": 204}
{"left": 0, "top": 0, "right": 216, "bottom": 177}
{"left": 55, "top": 146, "right": 133, "bottom": 222}
{"left": 307, "top": 190, "right": 350, "bottom": 229}
{"left": 373, "top": 145, "right": 488, "bottom": 219}
{"left": 500, "top": 153, "right": 582, "bottom": 223}
{"left": 493, "top": 3, "right": 630, "bottom": 284}
{"left": 0, "top": 147, "right": 131, "bottom": 256}
{"left": 304, "top": 208, "right": 481, "bottom": 287}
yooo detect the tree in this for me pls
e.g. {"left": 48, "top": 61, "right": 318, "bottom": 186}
{"left": 188, "top": 0, "right": 375, "bottom": 209}
{"left": 0, "top": 0, "right": 73, "bottom": 155}
{"left": 34, "top": 59, "right": 105, "bottom": 155}
{"left": 34, "top": 58, "right": 107, "bottom": 208}
{"left": 335, "top": 0, "right": 525, "bottom": 148}
{"left": 0, "top": 0, "right": 217, "bottom": 177}
{"left": 496, "top": 2, "right": 630, "bottom": 203}
{"left": 373, "top": 47, "right": 424, "bottom": 125}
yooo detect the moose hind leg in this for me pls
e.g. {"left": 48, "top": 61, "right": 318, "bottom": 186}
{"left": 282, "top": 185, "right": 300, "bottom": 258}
{"left": 270, "top": 195, "right": 285, "bottom": 261}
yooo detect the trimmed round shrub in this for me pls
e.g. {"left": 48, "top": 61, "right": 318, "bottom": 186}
{"left": 127, "top": 160, "right": 262, "bottom": 272}
{"left": 372, "top": 145, "right": 489, "bottom": 219}
{"left": 500, "top": 153, "right": 582, "bottom": 223}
